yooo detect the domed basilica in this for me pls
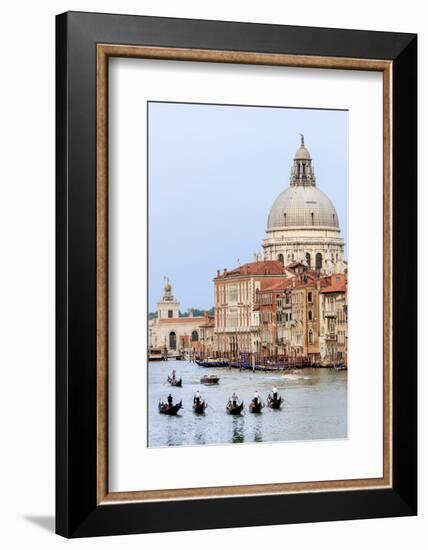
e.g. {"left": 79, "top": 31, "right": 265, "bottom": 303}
{"left": 262, "top": 135, "right": 346, "bottom": 274}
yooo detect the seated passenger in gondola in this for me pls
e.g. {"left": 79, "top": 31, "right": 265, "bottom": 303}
{"left": 171, "top": 369, "right": 176, "bottom": 380}
{"left": 194, "top": 389, "right": 201, "bottom": 406}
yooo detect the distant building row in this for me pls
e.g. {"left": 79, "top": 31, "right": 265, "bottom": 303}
{"left": 149, "top": 259, "right": 347, "bottom": 365}
{"left": 212, "top": 259, "right": 347, "bottom": 364}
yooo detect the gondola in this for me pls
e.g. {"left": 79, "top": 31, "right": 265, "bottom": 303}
{"left": 226, "top": 400, "right": 244, "bottom": 415}
{"left": 200, "top": 374, "right": 220, "bottom": 385}
{"left": 249, "top": 399, "right": 265, "bottom": 413}
{"left": 192, "top": 399, "right": 208, "bottom": 414}
{"left": 333, "top": 362, "right": 347, "bottom": 371}
{"left": 267, "top": 394, "right": 283, "bottom": 409}
{"left": 195, "top": 359, "right": 228, "bottom": 368}
{"left": 167, "top": 375, "right": 182, "bottom": 387}
{"left": 158, "top": 399, "right": 182, "bottom": 415}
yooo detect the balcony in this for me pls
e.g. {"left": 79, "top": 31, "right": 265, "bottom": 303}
{"left": 325, "top": 332, "right": 337, "bottom": 341}
{"left": 324, "top": 311, "right": 336, "bottom": 318}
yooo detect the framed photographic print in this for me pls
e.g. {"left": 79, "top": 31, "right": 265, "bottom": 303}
{"left": 56, "top": 11, "right": 417, "bottom": 537}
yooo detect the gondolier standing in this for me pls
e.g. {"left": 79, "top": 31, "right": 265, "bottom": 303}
{"left": 272, "top": 386, "right": 278, "bottom": 400}
{"left": 194, "top": 389, "right": 201, "bottom": 406}
{"left": 253, "top": 390, "right": 260, "bottom": 406}
{"left": 167, "top": 393, "right": 173, "bottom": 407}
{"left": 231, "top": 392, "right": 239, "bottom": 407}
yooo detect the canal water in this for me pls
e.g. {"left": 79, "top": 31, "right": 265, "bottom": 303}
{"left": 148, "top": 360, "right": 347, "bottom": 448}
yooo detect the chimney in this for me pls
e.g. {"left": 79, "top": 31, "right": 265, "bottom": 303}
{"left": 223, "top": 268, "right": 227, "bottom": 275}
{"left": 217, "top": 269, "right": 220, "bottom": 277}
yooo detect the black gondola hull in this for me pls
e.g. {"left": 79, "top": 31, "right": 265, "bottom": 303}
{"left": 167, "top": 376, "right": 182, "bottom": 387}
{"left": 226, "top": 401, "right": 244, "bottom": 415}
{"left": 249, "top": 400, "right": 264, "bottom": 413}
{"left": 195, "top": 360, "right": 228, "bottom": 367}
{"left": 267, "top": 396, "right": 283, "bottom": 409}
{"left": 158, "top": 400, "right": 183, "bottom": 415}
{"left": 193, "top": 400, "right": 207, "bottom": 414}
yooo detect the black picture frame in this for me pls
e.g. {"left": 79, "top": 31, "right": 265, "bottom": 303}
{"left": 56, "top": 11, "right": 417, "bottom": 538}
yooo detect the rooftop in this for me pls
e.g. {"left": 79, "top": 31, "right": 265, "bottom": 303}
{"left": 321, "top": 274, "right": 347, "bottom": 293}
{"left": 215, "top": 260, "right": 284, "bottom": 279}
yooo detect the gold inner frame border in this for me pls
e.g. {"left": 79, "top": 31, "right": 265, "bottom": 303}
{"left": 96, "top": 44, "right": 392, "bottom": 504}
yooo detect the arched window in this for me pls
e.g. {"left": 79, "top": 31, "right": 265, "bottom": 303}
{"left": 284, "top": 213, "right": 287, "bottom": 226}
{"left": 305, "top": 252, "right": 311, "bottom": 267}
{"left": 278, "top": 253, "right": 284, "bottom": 265}
{"left": 308, "top": 329, "right": 313, "bottom": 344}
{"left": 311, "top": 212, "right": 314, "bottom": 225}
{"left": 191, "top": 330, "right": 199, "bottom": 342}
{"left": 308, "top": 310, "right": 313, "bottom": 321}
{"left": 169, "top": 331, "right": 177, "bottom": 350}
{"left": 316, "top": 253, "right": 322, "bottom": 270}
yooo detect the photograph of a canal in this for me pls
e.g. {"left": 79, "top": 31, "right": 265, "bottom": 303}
{"left": 148, "top": 102, "right": 348, "bottom": 448}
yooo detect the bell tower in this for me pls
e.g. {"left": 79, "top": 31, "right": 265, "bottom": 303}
{"left": 290, "top": 134, "right": 316, "bottom": 187}
{"left": 157, "top": 277, "right": 180, "bottom": 319}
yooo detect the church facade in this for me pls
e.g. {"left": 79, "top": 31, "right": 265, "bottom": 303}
{"left": 262, "top": 136, "right": 346, "bottom": 275}
{"left": 148, "top": 280, "right": 206, "bottom": 355}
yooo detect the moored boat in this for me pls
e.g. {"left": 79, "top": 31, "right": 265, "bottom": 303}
{"left": 195, "top": 359, "right": 228, "bottom": 367}
{"left": 148, "top": 347, "right": 166, "bottom": 361}
{"left": 167, "top": 375, "right": 182, "bottom": 387}
{"left": 158, "top": 400, "right": 182, "bottom": 415}
{"left": 226, "top": 400, "right": 244, "bottom": 415}
{"left": 333, "top": 362, "right": 347, "bottom": 371}
{"left": 193, "top": 399, "right": 208, "bottom": 414}
{"left": 267, "top": 394, "right": 283, "bottom": 409}
{"left": 200, "top": 374, "right": 220, "bottom": 385}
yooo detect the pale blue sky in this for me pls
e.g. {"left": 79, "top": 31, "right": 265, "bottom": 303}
{"left": 149, "top": 102, "right": 348, "bottom": 312}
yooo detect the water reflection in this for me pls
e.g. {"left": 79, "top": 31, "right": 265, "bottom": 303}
{"left": 166, "top": 416, "right": 183, "bottom": 447}
{"left": 253, "top": 420, "right": 263, "bottom": 443}
{"left": 193, "top": 416, "right": 207, "bottom": 445}
{"left": 231, "top": 416, "right": 245, "bottom": 444}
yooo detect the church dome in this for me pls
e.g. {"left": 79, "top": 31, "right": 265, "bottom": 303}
{"left": 267, "top": 185, "right": 340, "bottom": 229}
{"left": 267, "top": 135, "right": 340, "bottom": 230}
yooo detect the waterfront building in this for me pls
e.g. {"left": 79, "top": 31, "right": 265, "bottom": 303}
{"left": 255, "top": 279, "right": 291, "bottom": 358}
{"left": 198, "top": 312, "right": 215, "bottom": 357}
{"left": 262, "top": 135, "right": 346, "bottom": 274}
{"left": 319, "top": 273, "right": 347, "bottom": 363}
{"left": 225, "top": 260, "right": 347, "bottom": 365}
{"left": 288, "top": 273, "right": 324, "bottom": 363}
{"left": 213, "top": 260, "right": 289, "bottom": 358}
{"left": 148, "top": 280, "right": 205, "bottom": 355}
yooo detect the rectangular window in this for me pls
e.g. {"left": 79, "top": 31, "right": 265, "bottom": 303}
{"left": 228, "top": 284, "right": 239, "bottom": 305}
